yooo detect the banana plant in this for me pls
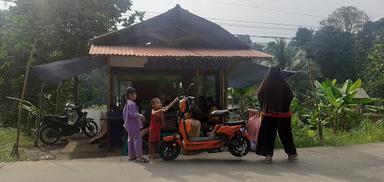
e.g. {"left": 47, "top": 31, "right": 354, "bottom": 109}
{"left": 314, "top": 79, "right": 380, "bottom": 132}
{"left": 6, "top": 97, "right": 46, "bottom": 117}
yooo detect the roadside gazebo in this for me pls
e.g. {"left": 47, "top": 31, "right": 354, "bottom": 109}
{"left": 89, "top": 5, "right": 272, "bottom": 113}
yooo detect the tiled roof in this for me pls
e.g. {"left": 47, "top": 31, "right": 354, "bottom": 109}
{"left": 89, "top": 45, "right": 272, "bottom": 58}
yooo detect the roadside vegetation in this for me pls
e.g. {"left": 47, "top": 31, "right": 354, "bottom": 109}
{"left": 1, "top": 2, "right": 383, "bottom": 161}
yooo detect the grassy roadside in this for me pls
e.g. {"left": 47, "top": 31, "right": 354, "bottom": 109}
{"left": 0, "top": 128, "right": 33, "bottom": 162}
{"left": 275, "top": 119, "right": 384, "bottom": 148}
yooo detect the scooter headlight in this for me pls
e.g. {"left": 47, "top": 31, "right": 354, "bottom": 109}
{"left": 240, "top": 127, "right": 246, "bottom": 132}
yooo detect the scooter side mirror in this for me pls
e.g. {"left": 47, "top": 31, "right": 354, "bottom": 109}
{"left": 186, "top": 83, "right": 194, "bottom": 96}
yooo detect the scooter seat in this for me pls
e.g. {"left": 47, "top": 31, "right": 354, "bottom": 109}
{"left": 190, "top": 136, "right": 216, "bottom": 142}
{"left": 211, "top": 110, "right": 229, "bottom": 115}
{"left": 224, "top": 120, "right": 246, "bottom": 126}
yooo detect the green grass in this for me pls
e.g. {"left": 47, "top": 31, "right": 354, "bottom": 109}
{"left": 0, "top": 127, "right": 34, "bottom": 162}
{"left": 275, "top": 119, "right": 384, "bottom": 148}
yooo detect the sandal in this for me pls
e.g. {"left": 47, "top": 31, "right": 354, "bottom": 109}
{"left": 128, "top": 157, "right": 137, "bottom": 161}
{"left": 288, "top": 154, "right": 298, "bottom": 161}
{"left": 136, "top": 157, "right": 149, "bottom": 163}
{"left": 264, "top": 155, "right": 272, "bottom": 164}
{"left": 153, "top": 155, "right": 160, "bottom": 159}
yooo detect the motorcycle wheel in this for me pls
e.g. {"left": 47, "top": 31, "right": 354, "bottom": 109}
{"left": 159, "top": 141, "right": 180, "bottom": 161}
{"left": 83, "top": 121, "right": 98, "bottom": 137}
{"left": 39, "top": 125, "right": 61, "bottom": 145}
{"left": 228, "top": 134, "right": 250, "bottom": 157}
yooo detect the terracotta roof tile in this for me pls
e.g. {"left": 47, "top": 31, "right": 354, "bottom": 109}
{"left": 89, "top": 45, "right": 272, "bottom": 58}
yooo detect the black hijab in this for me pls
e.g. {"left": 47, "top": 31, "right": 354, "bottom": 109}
{"left": 257, "top": 66, "right": 293, "bottom": 113}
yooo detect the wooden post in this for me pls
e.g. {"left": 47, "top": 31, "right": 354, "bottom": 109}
{"left": 34, "top": 81, "right": 44, "bottom": 147}
{"left": 224, "top": 59, "right": 240, "bottom": 110}
{"left": 107, "top": 58, "right": 112, "bottom": 111}
{"left": 73, "top": 76, "right": 80, "bottom": 105}
{"left": 55, "top": 82, "right": 61, "bottom": 114}
{"left": 219, "top": 70, "right": 225, "bottom": 110}
{"left": 195, "top": 69, "right": 199, "bottom": 105}
{"left": 224, "top": 73, "right": 228, "bottom": 109}
{"left": 11, "top": 41, "right": 36, "bottom": 159}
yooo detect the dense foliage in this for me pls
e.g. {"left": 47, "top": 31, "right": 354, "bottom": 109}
{"left": 233, "top": 6, "right": 384, "bottom": 142}
{"left": 0, "top": 0, "right": 143, "bottom": 128}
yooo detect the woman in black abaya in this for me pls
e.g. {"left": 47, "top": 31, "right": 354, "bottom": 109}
{"left": 256, "top": 66, "right": 297, "bottom": 164}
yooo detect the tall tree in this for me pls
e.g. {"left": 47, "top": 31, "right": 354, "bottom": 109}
{"left": 306, "top": 7, "right": 370, "bottom": 81}
{"left": 306, "top": 26, "right": 359, "bottom": 81}
{"left": 320, "top": 6, "right": 369, "bottom": 34}
{"left": 291, "top": 28, "right": 314, "bottom": 48}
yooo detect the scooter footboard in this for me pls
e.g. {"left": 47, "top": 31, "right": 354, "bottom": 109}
{"left": 162, "top": 135, "right": 176, "bottom": 141}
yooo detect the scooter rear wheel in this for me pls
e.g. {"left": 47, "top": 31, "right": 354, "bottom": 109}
{"left": 39, "top": 125, "right": 61, "bottom": 145}
{"left": 228, "top": 134, "right": 250, "bottom": 157}
{"left": 159, "top": 141, "right": 180, "bottom": 161}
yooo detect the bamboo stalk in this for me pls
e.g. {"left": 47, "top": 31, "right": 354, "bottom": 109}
{"left": 11, "top": 41, "right": 36, "bottom": 159}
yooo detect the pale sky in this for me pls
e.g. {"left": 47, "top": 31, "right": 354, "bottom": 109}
{"left": 131, "top": 0, "right": 384, "bottom": 42}
{"left": 2, "top": 0, "right": 384, "bottom": 43}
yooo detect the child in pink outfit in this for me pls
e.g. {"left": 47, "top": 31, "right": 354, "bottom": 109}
{"left": 247, "top": 109, "right": 261, "bottom": 151}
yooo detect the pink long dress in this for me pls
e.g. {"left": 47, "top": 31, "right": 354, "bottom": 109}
{"left": 246, "top": 110, "right": 261, "bottom": 151}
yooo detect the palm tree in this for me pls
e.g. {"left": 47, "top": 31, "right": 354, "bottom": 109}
{"left": 264, "top": 38, "right": 296, "bottom": 69}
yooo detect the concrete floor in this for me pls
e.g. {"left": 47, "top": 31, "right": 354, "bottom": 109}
{"left": 1, "top": 142, "right": 383, "bottom": 182}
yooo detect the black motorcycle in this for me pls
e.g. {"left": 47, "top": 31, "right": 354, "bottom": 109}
{"left": 39, "top": 104, "right": 99, "bottom": 145}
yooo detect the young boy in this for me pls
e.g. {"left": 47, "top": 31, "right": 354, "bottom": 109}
{"left": 123, "top": 87, "right": 148, "bottom": 163}
{"left": 149, "top": 97, "right": 178, "bottom": 159}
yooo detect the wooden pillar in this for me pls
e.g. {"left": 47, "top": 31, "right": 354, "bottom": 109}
{"left": 224, "top": 73, "right": 228, "bottom": 109}
{"left": 219, "top": 70, "right": 225, "bottom": 109}
{"left": 107, "top": 57, "right": 112, "bottom": 111}
{"left": 195, "top": 69, "right": 199, "bottom": 105}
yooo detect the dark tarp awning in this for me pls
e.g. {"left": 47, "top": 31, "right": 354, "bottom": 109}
{"left": 229, "top": 61, "right": 296, "bottom": 88}
{"left": 32, "top": 56, "right": 294, "bottom": 88}
{"left": 32, "top": 56, "right": 106, "bottom": 83}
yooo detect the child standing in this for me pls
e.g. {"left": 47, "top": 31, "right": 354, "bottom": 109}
{"left": 149, "top": 97, "right": 178, "bottom": 159}
{"left": 122, "top": 87, "right": 148, "bottom": 163}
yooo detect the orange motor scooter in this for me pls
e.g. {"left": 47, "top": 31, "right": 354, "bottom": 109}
{"left": 159, "top": 84, "right": 251, "bottom": 161}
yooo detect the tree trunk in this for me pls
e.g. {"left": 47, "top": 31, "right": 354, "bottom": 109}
{"left": 11, "top": 41, "right": 36, "bottom": 159}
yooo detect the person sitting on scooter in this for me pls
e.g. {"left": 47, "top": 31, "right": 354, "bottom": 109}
{"left": 185, "top": 105, "right": 202, "bottom": 138}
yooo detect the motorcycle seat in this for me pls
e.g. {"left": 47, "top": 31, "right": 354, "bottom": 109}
{"left": 190, "top": 136, "right": 216, "bottom": 142}
{"left": 45, "top": 115, "right": 68, "bottom": 123}
{"left": 224, "top": 120, "right": 246, "bottom": 126}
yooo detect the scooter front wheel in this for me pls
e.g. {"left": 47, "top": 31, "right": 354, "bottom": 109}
{"left": 159, "top": 141, "right": 180, "bottom": 161}
{"left": 228, "top": 134, "right": 250, "bottom": 157}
